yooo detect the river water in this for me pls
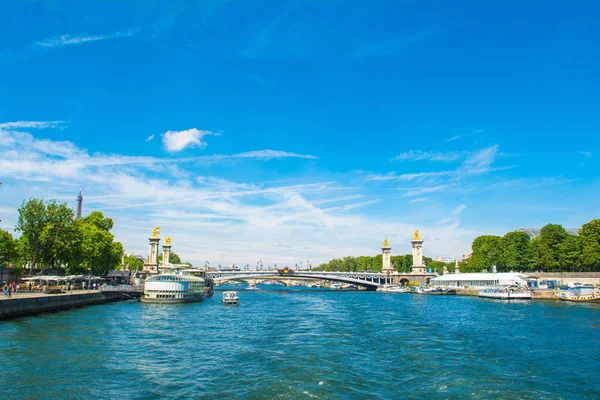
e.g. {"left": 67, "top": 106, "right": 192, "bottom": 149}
{"left": 1, "top": 287, "right": 599, "bottom": 399}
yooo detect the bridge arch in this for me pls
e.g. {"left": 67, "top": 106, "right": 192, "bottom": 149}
{"left": 209, "top": 272, "right": 381, "bottom": 290}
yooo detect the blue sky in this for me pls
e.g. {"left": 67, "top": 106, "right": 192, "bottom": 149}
{"left": 1, "top": 1, "right": 599, "bottom": 266}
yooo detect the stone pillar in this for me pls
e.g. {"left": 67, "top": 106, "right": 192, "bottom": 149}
{"left": 148, "top": 237, "right": 160, "bottom": 273}
{"left": 162, "top": 245, "right": 172, "bottom": 264}
{"left": 382, "top": 246, "right": 394, "bottom": 274}
{"left": 411, "top": 240, "right": 427, "bottom": 274}
{"left": 454, "top": 259, "right": 460, "bottom": 274}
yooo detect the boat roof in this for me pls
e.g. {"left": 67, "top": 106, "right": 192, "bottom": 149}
{"left": 431, "top": 272, "right": 529, "bottom": 282}
{"left": 223, "top": 291, "right": 238, "bottom": 294}
{"left": 146, "top": 274, "right": 204, "bottom": 282}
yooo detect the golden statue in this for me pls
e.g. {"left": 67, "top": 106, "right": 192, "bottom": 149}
{"left": 152, "top": 226, "right": 160, "bottom": 238}
{"left": 383, "top": 237, "right": 389, "bottom": 247}
{"left": 413, "top": 230, "right": 420, "bottom": 241}
{"left": 165, "top": 236, "right": 171, "bottom": 245}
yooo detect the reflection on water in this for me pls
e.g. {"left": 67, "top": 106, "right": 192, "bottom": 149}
{"left": 2, "top": 290, "right": 599, "bottom": 399}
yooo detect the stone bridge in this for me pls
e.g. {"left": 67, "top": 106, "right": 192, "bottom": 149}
{"left": 206, "top": 270, "right": 434, "bottom": 291}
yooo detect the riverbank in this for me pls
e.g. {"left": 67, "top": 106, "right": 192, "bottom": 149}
{"left": 0, "top": 290, "right": 141, "bottom": 320}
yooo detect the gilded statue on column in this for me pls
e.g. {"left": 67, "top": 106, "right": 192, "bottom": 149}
{"left": 413, "top": 230, "right": 420, "bottom": 241}
{"left": 165, "top": 236, "right": 171, "bottom": 245}
{"left": 152, "top": 226, "right": 160, "bottom": 238}
{"left": 383, "top": 237, "right": 389, "bottom": 247}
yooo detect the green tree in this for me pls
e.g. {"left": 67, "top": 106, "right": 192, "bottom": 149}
{"left": 469, "top": 235, "right": 503, "bottom": 272}
{"left": 501, "top": 231, "right": 531, "bottom": 271}
{"left": 559, "top": 235, "right": 582, "bottom": 272}
{"left": 15, "top": 198, "right": 47, "bottom": 269}
{"left": 0, "top": 229, "right": 16, "bottom": 266}
{"left": 124, "top": 254, "right": 144, "bottom": 271}
{"left": 65, "top": 212, "right": 123, "bottom": 275}
{"left": 82, "top": 211, "right": 114, "bottom": 231}
{"left": 39, "top": 200, "right": 75, "bottom": 272}
{"left": 538, "top": 224, "right": 568, "bottom": 271}
{"left": 579, "top": 219, "right": 600, "bottom": 270}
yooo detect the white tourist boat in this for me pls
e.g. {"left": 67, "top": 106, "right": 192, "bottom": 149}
{"left": 223, "top": 291, "right": 239, "bottom": 305}
{"left": 329, "top": 283, "right": 342, "bottom": 290}
{"left": 141, "top": 273, "right": 205, "bottom": 303}
{"left": 377, "top": 285, "right": 409, "bottom": 293}
{"left": 478, "top": 286, "right": 532, "bottom": 300}
{"left": 246, "top": 282, "right": 258, "bottom": 290}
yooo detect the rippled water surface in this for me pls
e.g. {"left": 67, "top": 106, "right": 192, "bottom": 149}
{"left": 2, "top": 287, "right": 600, "bottom": 399}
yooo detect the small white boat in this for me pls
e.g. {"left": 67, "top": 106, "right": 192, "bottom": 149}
{"left": 329, "top": 283, "right": 342, "bottom": 290}
{"left": 246, "top": 282, "right": 258, "bottom": 290}
{"left": 222, "top": 291, "right": 239, "bottom": 305}
{"left": 479, "top": 286, "right": 531, "bottom": 300}
{"left": 377, "top": 285, "right": 409, "bottom": 293}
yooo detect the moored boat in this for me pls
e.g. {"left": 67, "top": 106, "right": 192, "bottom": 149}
{"left": 478, "top": 286, "right": 531, "bottom": 300}
{"left": 246, "top": 282, "right": 258, "bottom": 290}
{"left": 223, "top": 291, "right": 239, "bottom": 305}
{"left": 141, "top": 273, "right": 205, "bottom": 303}
{"left": 377, "top": 285, "right": 410, "bottom": 293}
{"left": 556, "top": 283, "right": 600, "bottom": 302}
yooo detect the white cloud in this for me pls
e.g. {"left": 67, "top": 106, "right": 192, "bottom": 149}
{"left": 410, "top": 197, "right": 427, "bottom": 203}
{"left": 460, "top": 145, "right": 498, "bottom": 174}
{"left": 437, "top": 204, "right": 466, "bottom": 225}
{"left": 162, "top": 128, "right": 214, "bottom": 152}
{"left": 232, "top": 150, "right": 318, "bottom": 160}
{"left": 0, "top": 120, "right": 66, "bottom": 129}
{"left": 145, "top": 134, "right": 155, "bottom": 142}
{"left": 392, "top": 150, "right": 466, "bottom": 162}
{"left": 581, "top": 151, "right": 592, "bottom": 158}
{"left": 401, "top": 185, "right": 449, "bottom": 197}
{"left": 366, "top": 171, "right": 451, "bottom": 182}
{"left": 0, "top": 123, "right": 498, "bottom": 267}
{"left": 34, "top": 29, "right": 137, "bottom": 48}
{"left": 446, "top": 129, "right": 483, "bottom": 142}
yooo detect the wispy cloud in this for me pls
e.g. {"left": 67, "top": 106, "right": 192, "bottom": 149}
{"left": 437, "top": 204, "right": 466, "bottom": 225}
{"left": 581, "top": 151, "right": 592, "bottom": 158}
{"left": 410, "top": 198, "right": 428, "bottom": 203}
{"left": 145, "top": 134, "right": 155, "bottom": 142}
{"left": 401, "top": 185, "right": 450, "bottom": 197}
{"left": 366, "top": 171, "right": 451, "bottom": 182}
{"left": 232, "top": 150, "right": 318, "bottom": 160}
{"left": 34, "top": 29, "right": 138, "bottom": 48}
{"left": 460, "top": 145, "right": 498, "bottom": 174}
{"left": 0, "top": 120, "right": 67, "bottom": 129}
{"left": 392, "top": 150, "right": 466, "bottom": 162}
{"left": 447, "top": 129, "right": 483, "bottom": 142}
{"left": 162, "top": 128, "right": 216, "bottom": 152}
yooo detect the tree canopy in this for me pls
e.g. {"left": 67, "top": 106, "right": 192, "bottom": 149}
{"left": 468, "top": 220, "right": 600, "bottom": 272}
{"left": 12, "top": 198, "right": 125, "bottom": 275}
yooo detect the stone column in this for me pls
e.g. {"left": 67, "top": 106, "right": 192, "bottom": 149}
{"left": 148, "top": 237, "right": 160, "bottom": 273}
{"left": 162, "top": 245, "right": 172, "bottom": 264}
{"left": 454, "top": 259, "right": 460, "bottom": 274}
{"left": 411, "top": 240, "right": 427, "bottom": 274}
{"left": 382, "top": 246, "right": 394, "bottom": 274}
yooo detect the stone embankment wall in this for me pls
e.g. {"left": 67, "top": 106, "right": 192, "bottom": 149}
{"left": 0, "top": 292, "right": 130, "bottom": 319}
{"left": 531, "top": 272, "right": 600, "bottom": 286}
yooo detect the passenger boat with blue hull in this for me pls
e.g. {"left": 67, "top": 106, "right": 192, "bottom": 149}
{"left": 141, "top": 274, "right": 205, "bottom": 303}
{"left": 557, "top": 283, "right": 600, "bottom": 303}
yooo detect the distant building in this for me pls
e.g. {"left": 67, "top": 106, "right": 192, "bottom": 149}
{"left": 431, "top": 272, "right": 529, "bottom": 288}
{"left": 461, "top": 253, "right": 472, "bottom": 263}
{"left": 76, "top": 190, "right": 83, "bottom": 219}
{"left": 435, "top": 256, "right": 456, "bottom": 263}
{"left": 515, "top": 228, "right": 579, "bottom": 238}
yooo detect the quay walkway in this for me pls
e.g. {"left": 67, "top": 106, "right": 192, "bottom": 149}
{"left": 1, "top": 288, "right": 142, "bottom": 320}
